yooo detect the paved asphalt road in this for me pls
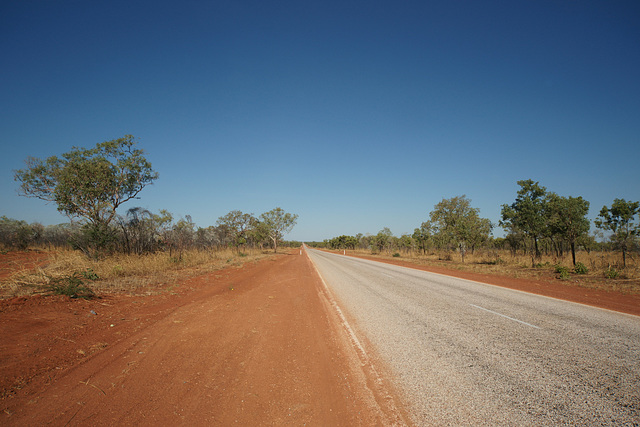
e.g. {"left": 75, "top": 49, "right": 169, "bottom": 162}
{"left": 306, "top": 248, "right": 640, "bottom": 426}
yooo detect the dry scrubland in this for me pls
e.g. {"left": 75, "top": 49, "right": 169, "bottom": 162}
{"left": 0, "top": 248, "right": 273, "bottom": 298}
{"left": 337, "top": 248, "right": 640, "bottom": 295}
{"left": 2, "top": 247, "right": 638, "bottom": 298}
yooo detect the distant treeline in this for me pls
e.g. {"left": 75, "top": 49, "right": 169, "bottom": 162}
{"left": 0, "top": 207, "right": 299, "bottom": 258}
{"left": 7, "top": 137, "right": 638, "bottom": 266}
{"left": 9, "top": 136, "right": 298, "bottom": 258}
{"left": 309, "top": 180, "right": 639, "bottom": 268}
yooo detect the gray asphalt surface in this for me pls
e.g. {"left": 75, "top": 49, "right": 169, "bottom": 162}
{"left": 306, "top": 248, "right": 640, "bottom": 426}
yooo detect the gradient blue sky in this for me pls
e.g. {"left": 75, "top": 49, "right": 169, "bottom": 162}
{"left": 2, "top": 0, "right": 639, "bottom": 242}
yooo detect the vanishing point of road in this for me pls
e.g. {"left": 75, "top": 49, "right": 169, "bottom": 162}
{"left": 307, "top": 247, "right": 640, "bottom": 426}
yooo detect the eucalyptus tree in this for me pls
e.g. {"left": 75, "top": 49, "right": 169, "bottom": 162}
{"left": 14, "top": 135, "right": 158, "bottom": 256}
{"left": 259, "top": 208, "right": 298, "bottom": 253}
{"left": 328, "top": 235, "right": 359, "bottom": 250}
{"left": 595, "top": 199, "right": 640, "bottom": 267}
{"left": 429, "top": 195, "right": 492, "bottom": 262}
{"left": 467, "top": 216, "right": 494, "bottom": 254}
{"left": 547, "top": 194, "right": 590, "bottom": 266}
{"left": 169, "top": 215, "right": 195, "bottom": 260}
{"left": 217, "top": 210, "right": 257, "bottom": 252}
{"left": 372, "top": 227, "right": 393, "bottom": 254}
{"left": 500, "top": 179, "right": 548, "bottom": 265}
{"left": 398, "top": 234, "right": 414, "bottom": 254}
{"left": 413, "top": 222, "right": 433, "bottom": 255}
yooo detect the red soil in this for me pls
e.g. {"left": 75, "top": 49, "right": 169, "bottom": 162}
{"left": 1, "top": 248, "right": 637, "bottom": 426}
{"left": 1, "top": 251, "right": 406, "bottom": 426}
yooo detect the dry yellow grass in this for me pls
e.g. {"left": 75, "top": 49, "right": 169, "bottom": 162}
{"left": 338, "top": 248, "right": 640, "bottom": 295}
{"left": 1, "top": 247, "right": 276, "bottom": 297}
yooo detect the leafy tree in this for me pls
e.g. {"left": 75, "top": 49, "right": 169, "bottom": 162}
{"left": 413, "top": 222, "right": 433, "bottom": 255}
{"left": 248, "top": 220, "right": 270, "bottom": 250}
{"left": 168, "top": 215, "right": 195, "bottom": 260}
{"left": 547, "top": 194, "right": 590, "bottom": 266}
{"left": 70, "top": 222, "right": 119, "bottom": 257}
{"left": 500, "top": 179, "right": 548, "bottom": 265}
{"left": 259, "top": 208, "right": 298, "bottom": 253}
{"left": 467, "top": 216, "right": 493, "bottom": 254}
{"left": 217, "top": 210, "right": 256, "bottom": 252}
{"left": 372, "top": 227, "right": 393, "bottom": 254}
{"left": 503, "top": 229, "right": 526, "bottom": 257}
{"left": 595, "top": 199, "right": 640, "bottom": 267}
{"left": 429, "top": 195, "right": 492, "bottom": 262}
{"left": 194, "top": 226, "right": 220, "bottom": 250}
{"left": 14, "top": 135, "right": 158, "bottom": 255}
{"left": 358, "top": 233, "right": 372, "bottom": 250}
{"left": 327, "top": 235, "right": 358, "bottom": 250}
{"left": 577, "top": 233, "right": 598, "bottom": 254}
{"left": 398, "top": 234, "right": 414, "bottom": 254}
{"left": 153, "top": 209, "right": 174, "bottom": 247}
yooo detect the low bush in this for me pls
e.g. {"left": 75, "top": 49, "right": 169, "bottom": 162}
{"left": 554, "top": 264, "right": 571, "bottom": 280}
{"left": 574, "top": 262, "right": 588, "bottom": 275}
{"left": 82, "top": 268, "right": 100, "bottom": 280}
{"left": 46, "top": 272, "right": 95, "bottom": 299}
{"left": 605, "top": 267, "right": 619, "bottom": 279}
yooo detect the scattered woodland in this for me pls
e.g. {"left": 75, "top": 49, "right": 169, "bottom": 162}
{"left": 309, "top": 181, "right": 639, "bottom": 289}
{"left": 2, "top": 136, "right": 298, "bottom": 297}
{"left": 0, "top": 208, "right": 300, "bottom": 259}
{"left": 2, "top": 136, "right": 639, "bottom": 296}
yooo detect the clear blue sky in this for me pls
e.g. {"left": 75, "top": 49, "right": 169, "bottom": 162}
{"left": 2, "top": 0, "right": 639, "bottom": 242}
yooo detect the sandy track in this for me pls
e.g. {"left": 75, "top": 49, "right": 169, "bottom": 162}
{"left": 1, "top": 251, "right": 406, "bottom": 426}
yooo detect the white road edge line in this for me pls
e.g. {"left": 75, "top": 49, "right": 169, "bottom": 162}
{"left": 470, "top": 304, "right": 541, "bottom": 329}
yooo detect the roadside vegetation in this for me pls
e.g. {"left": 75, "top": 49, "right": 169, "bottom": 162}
{"left": 4, "top": 137, "right": 638, "bottom": 297}
{"left": 310, "top": 180, "right": 639, "bottom": 295}
{"left": 2, "top": 136, "right": 299, "bottom": 298}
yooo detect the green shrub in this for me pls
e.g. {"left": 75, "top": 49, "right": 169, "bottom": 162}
{"left": 554, "top": 264, "right": 571, "bottom": 280}
{"left": 392, "top": 253, "right": 401, "bottom": 257}
{"left": 82, "top": 268, "right": 100, "bottom": 280}
{"left": 574, "top": 262, "right": 588, "bottom": 275}
{"left": 605, "top": 267, "right": 619, "bottom": 279}
{"left": 46, "top": 273, "right": 95, "bottom": 299}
